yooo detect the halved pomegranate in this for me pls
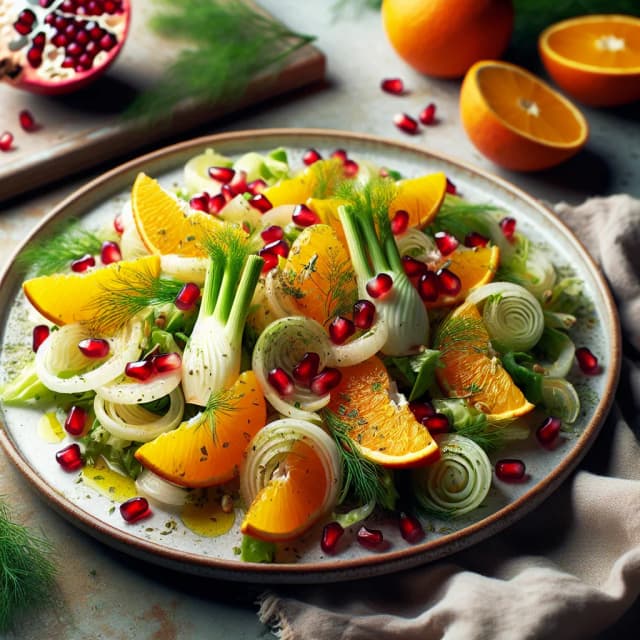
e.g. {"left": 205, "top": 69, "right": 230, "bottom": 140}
{"left": 0, "top": 0, "right": 130, "bottom": 95}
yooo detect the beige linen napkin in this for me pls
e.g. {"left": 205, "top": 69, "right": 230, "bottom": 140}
{"left": 258, "top": 195, "right": 640, "bottom": 640}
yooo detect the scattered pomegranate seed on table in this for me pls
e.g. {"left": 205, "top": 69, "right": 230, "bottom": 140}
{"left": 321, "top": 521, "right": 344, "bottom": 554}
{"left": 352, "top": 299, "right": 375, "bottom": 330}
{"left": 56, "top": 443, "right": 83, "bottom": 472}
{"left": 366, "top": 273, "right": 393, "bottom": 298}
{"left": 393, "top": 112, "right": 419, "bottom": 135}
{"left": 329, "top": 316, "right": 356, "bottom": 345}
{"left": 19, "top": 109, "right": 39, "bottom": 131}
{"left": 64, "top": 405, "right": 88, "bottom": 436}
{"left": 537, "top": 416, "right": 562, "bottom": 446}
{"left": 292, "top": 352, "right": 320, "bottom": 386}
{"left": 575, "top": 347, "right": 601, "bottom": 375}
{"left": 0, "top": 131, "right": 15, "bottom": 151}
{"left": 380, "top": 77, "right": 405, "bottom": 95}
{"left": 78, "top": 338, "right": 109, "bottom": 359}
{"left": 268, "top": 367, "right": 295, "bottom": 396}
{"left": 120, "top": 496, "right": 151, "bottom": 523}
{"left": 434, "top": 231, "right": 459, "bottom": 255}
{"left": 495, "top": 459, "right": 527, "bottom": 482}
{"left": 399, "top": 512, "right": 425, "bottom": 543}
{"left": 310, "top": 368, "right": 342, "bottom": 395}
{"left": 418, "top": 102, "right": 437, "bottom": 125}
{"left": 356, "top": 526, "right": 385, "bottom": 550}
{"left": 174, "top": 282, "right": 201, "bottom": 311}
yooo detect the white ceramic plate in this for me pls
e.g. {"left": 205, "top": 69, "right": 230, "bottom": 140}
{"left": 0, "top": 129, "right": 621, "bottom": 583}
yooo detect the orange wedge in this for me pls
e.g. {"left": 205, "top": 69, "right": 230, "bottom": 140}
{"left": 539, "top": 14, "right": 640, "bottom": 106}
{"left": 434, "top": 302, "right": 535, "bottom": 422}
{"left": 276, "top": 223, "right": 357, "bottom": 326}
{"left": 131, "top": 172, "right": 222, "bottom": 257}
{"left": 427, "top": 245, "right": 500, "bottom": 308}
{"left": 134, "top": 371, "right": 266, "bottom": 488}
{"left": 389, "top": 172, "right": 447, "bottom": 229}
{"left": 22, "top": 255, "right": 160, "bottom": 331}
{"left": 240, "top": 437, "right": 330, "bottom": 542}
{"left": 460, "top": 60, "right": 589, "bottom": 171}
{"left": 328, "top": 356, "right": 440, "bottom": 468}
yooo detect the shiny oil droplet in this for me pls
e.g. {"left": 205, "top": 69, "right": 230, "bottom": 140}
{"left": 37, "top": 411, "right": 65, "bottom": 443}
{"left": 181, "top": 491, "right": 235, "bottom": 537}
{"left": 81, "top": 458, "right": 137, "bottom": 502}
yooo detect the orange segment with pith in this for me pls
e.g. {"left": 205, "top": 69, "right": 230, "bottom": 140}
{"left": 240, "top": 438, "right": 330, "bottom": 542}
{"left": 22, "top": 255, "right": 161, "bottom": 331}
{"left": 131, "top": 172, "right": 222, "bottom": 257}
{"left": 275, "top": 223, "right": 358, "bottom": 326}
{"left": 328, "top": 356, "right": 440, "bottom": 468}
{"left": 434, "top": 301, "right": 534, "bottom": 422}
{"left": 134, "top": 371, "right": 266, "bottom": 488}
{"left": 426, "top": 244, "right": 500, "bottom": 308}
{"left": 389, "top": 172, "right": 447, "bottom": 229}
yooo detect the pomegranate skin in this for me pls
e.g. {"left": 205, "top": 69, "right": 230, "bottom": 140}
{"left": 0, "top": 0, "right": 131, "bottom": 96}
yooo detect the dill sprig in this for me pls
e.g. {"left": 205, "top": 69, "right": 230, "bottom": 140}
{"left": 199, "top": 387, "right": 240, "bottom": 444}
{"left": 0, "top": 500, "right": 58, "bottom": 633}
{"left": 308, "top": 158, "right": 348, "bottom": 199}
{"left": 430, "top": 197, "right": 500, "bottom": 241}
{"left": 434, "top": 316, "right": 487, "bottom": 358}
{"left": 125, "top": 0, "right": 316, "bottom": 122}
{"left": 84, "top": 267, "right": 185, "bottom": 334}
{"left": 17, "top": 220, "right": 106, "bottom": 277}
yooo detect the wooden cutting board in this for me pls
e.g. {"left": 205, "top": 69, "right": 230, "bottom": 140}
{"left": 0, "top": 2, "right": 325, "bottom": 202}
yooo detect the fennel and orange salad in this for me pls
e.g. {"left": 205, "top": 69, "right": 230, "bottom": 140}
{"left": 0, "top": 146, "right": 600, "bottom": 562}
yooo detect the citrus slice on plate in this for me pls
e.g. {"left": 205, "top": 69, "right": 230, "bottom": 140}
{"left": 134, "top": 371, "right": 266, "bottom": 488}
{"left": 426, "top": 244, "right": 500, "bottom": 308}
{"left": 22, "top": 255, "right": 160, "bottom": 331}
{"left": 389, "top": 172, "right": 447, "bottom": 229}
{"left": 131, "top": 172, "right": 221, "bottom": 257}
{"left": 460, "top": 60, "right": 589, "bottom": 171}
{"left": 539, "top": 14, "right": 640, "bottom": 106}
{"left": 327, "top": 355, "right": 440, "bottom": 467}
{"left": 434, "top": 301, "right": 535, "bottom": 422}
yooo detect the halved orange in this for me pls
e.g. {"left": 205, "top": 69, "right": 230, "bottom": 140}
{"left": 389, "top": 172, "right": 447, "bottom": 229}
{"left": 131, "top": 172, "right": 222, "bottom": 257}
{"left": 22, "top": 255, "right": 160, "bottom": 331}
{"left": 134, "top": 371, "right": 266, "bottom": 488}
{"left": 460, "top": 60, "right": 589, "bottom": 171}
{"left": 327, "top": 356, "right": 440, "bottom": 467}
{"left": 275, "top": 223, "right": 358, "bottom": 326}
{"left": 434, "top": 301, "right": 535, "bottom": 422}
{"left": 539, "top": 14, "right": 640, "bottom": 106}
{"left": 426, "top": 245, "right": 500, "bottom": 308}
{"left": 240, "top": 437, "right": 330, "bottom": 542}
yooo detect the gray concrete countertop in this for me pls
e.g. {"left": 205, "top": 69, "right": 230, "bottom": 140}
{"left": 0, "top": 2, "right": 638, "bottom": 639}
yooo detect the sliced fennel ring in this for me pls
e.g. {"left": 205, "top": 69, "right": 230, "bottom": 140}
{"left": 135, "top": 469, "right": 190, "bottom": 507}
{"left": 541, "top": 377, "right": 580, "bottom": 424}
{"left": 412, "top": 433, "right": 492, "bottom": 518}
{"left": 466, "top": 282, "right": 545, "bottom": 352}
{"left": 160, "top": 254, "right": 208, "bottom": 285}
{"left": 252, "top": 316, "right": 333, "bottom": 421}
{"left": 240, "top": 418, "right": 342, "bottom": 518}
{"left": 93, "top": 387, "right": 185, "bottom": 442}
{"left": 35, "top": 320, "right": 144, "bottom": 394}
{"left": 96, "top": 367, "right": 182, "bottom": 405}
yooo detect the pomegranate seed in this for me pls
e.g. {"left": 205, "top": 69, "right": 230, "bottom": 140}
{"left": 14, "top": 21, "right": 33, "bottom": 36}
{"left": 292, "top": 204, "right": 320, "bottom": 227}
{"left": 39, "top": 0, "right": 54, "bottom": 6}
{"left": 249, "top": 194, "right": 272, "bottom": 213}
{"left": 464, "top": 231, "right": 489, "bottom": 248}
{"left": 151, "top": 352, "right": 182, "bottom": 373}
{"left": 391, "top": 209, "right": 409, "bottom": 235}
{"left": 292, "top": 352, "right": 321, "bottom": 386}
{"left": 423, "top": 413, "right": 449, "bottom": 433}
{"left": 329, "top": 316, "right": 355, "bottom": 345}
{"left": 417, "top": 271, "right": 439, "bottom": 302}
{"left": 32, "top": 32, "right": 46, "bottom": 49}
{"left": 576, "top": 347, "right": 601, "bottom": 375}
{"left": 500, "top": 217, "right": 517, "bottom": 242}
{"left": 100, "top": 241, "right": 121, "bottom": 264}
{"left": 260, "top": 225, "right": 284, "bottom": 243}
{"left": 402, "top": 255, "right": 427, "bottom": 278}
{"left": 120, "top": 496, "right": 151, "bottom": 523}
{"left": 113, "top": 213, "right": 124, "bottom": 234}
{"left": 419, "top": 102, "right": 437, "bottom": 125}
{"left": 208, "top": 166, "right": 235, "bottom": 183}
{"left": 208, "top": 193, "right": 226, "bottom": 214}
{"left": 99, "top": 33, "right": 117, "bottom": 52}
{"left": 437, "top": 268, "right": 462, "bottom": 297}
{"left": 268, "top": 367, "right": 295, "bottom": 396}
{"left": 262, "top": 239, "right": 289, "bottom": 259}
{"left": 189, "top": 192, "right": 210, "bottom": 212}
{"left": 434, "top": 231, "right": 459, "bottom": 256}
{"left": 310, "top": 368, "right": 342, "bottom": 395}
{"left": 353, "top": 299, "right": 375, "bottom": 330}
{"left": 260, "top": 252, "right": 279, "bottom": 273}
{"left": 399, "top": 512, "right": 425, "bottom": 543}
{"left": 321, "top": 521, "right": 344, "bottom": 554}
{"left": 393, "top": 113, "right": 419, "bottom": 134}
{"left": 343, "top": 159, "right": 359, "bottom": 177}
{"left": 445, "top": 177, "right": 457, "bottom": 195}
{"left": 64, "top": 405, "right": 88, "bottom": 436}
{"left": 247, "top": 178, "right": 267, "bottom": 194}
{"left": 32, "top": 324, "right": 50, "bottom": 352}
{"left": 71, "top": 254, "right": 96, "bottom": 272}
{"left": 495, "top": 459, "right": 526, "bottom": 482}
{"left": 356, "top": 526, "right": 385, "bottom": 550}
{"left": 220, "top": 183, "right": 235, "bottom": 202}
{"left": 17, "top": 9, "right": 36, "bottom": 26}
{"left": 330, "top": 149, "right": 348, "bottom": 163}
{"left": 230, "top": 170, "right": 248, "bottom": 194}
{"left": 409, "top": 401, "right": 435, "bottom": 422}
{"left": 125, "top": 359, "right": 154, "bottom": 381}
{"left": 174, "top": 282, "right": 200, "bottom": 311}
{"left": 26, "top": 47, "right": 42, "bottom": 68}
{"left": 52, "top": 33, "right": 67, "bottom": 48}
{"left": 76, "top": 30, "right": 90, "bottom": 46}
{"left": 302, "top": 148, "right": 322, "bottom": 166}
{"left": 56, "top": 443, "right": 83, "bottom": 472}
{"left": 78, "top": 338, "right": 109, "bottom": 358}
{"left": 104, "top": 0, "right": 117, "bottom": 12}
{"left": 18, "top": 109, "right": 38, "bottom": 132}
{"left": 66, "top": 42, "right": 82, "bottom": 57}
{"left": 537, "top": 416, "right": 562, "bottom": 446}
{"left": 0, "top": 131, "right": 13, "bottom": 151}
{"left": 380, "top": 77, "right": 404, "bottom": 95}
{"left": 366, "top": 273, "right": 393, "bottom": 299}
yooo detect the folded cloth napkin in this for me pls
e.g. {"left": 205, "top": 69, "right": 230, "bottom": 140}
{"left": 258, "top": 195, "right": 640, "bottom": 640}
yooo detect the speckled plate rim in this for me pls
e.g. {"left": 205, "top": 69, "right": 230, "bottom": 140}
{"left": 0, "top": 128, "right": 622, "bottom": 584}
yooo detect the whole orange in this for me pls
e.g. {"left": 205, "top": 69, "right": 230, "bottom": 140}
{"left": 381, "top": 0, "right": 515, "bottom": 78}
